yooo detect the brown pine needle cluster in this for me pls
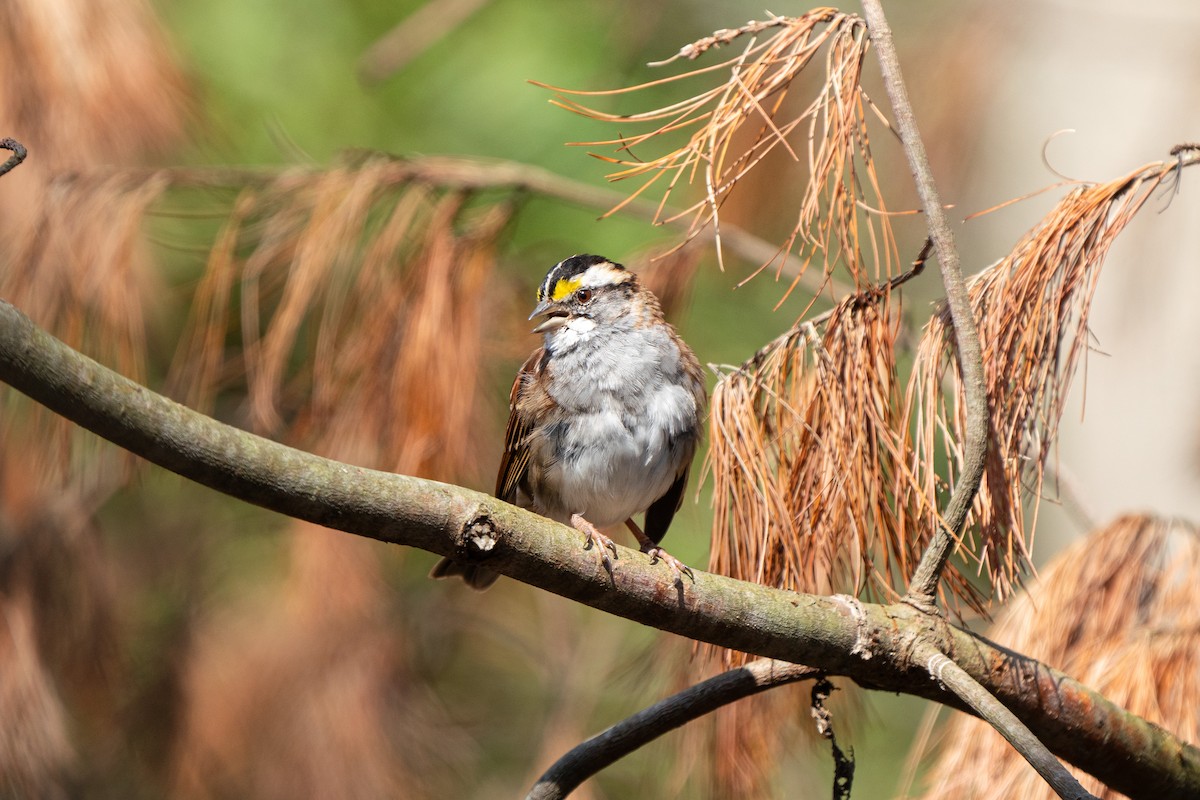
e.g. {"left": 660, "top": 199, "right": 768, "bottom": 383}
{"left": 0, "top": 0, "right": 189, "bottom": 237}
{"left": 913, "top": 514, "right": 1200, "bottom": 800}
{"left": 706, "top": 291, "right": 977, "bottom": 635}
{"left": 901, "top": 158, "right": 1190, "bottom": 601}
{"left": 166, "top": 157, "right": 515, "bottom": 479}
{"left": 0, "top": 2, "right": 190, "bottom": 795}
{"left": 1, "top": 173, "right": 169, "bottom": 491}
{"left": 538, "top": 10, "right": 899, "bottom": 296}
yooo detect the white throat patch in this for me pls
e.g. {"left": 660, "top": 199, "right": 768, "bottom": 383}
{"left": 553, "top": 316, "right": 598, "bottom": 349}
{"left": 567, "top": 317, "right": 597, "bottom": 334}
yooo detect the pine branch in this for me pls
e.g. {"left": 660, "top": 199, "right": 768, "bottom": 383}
{"left": 860, "top": 0, "right": 989, "bottom": 609}
{"left": 67, "top": 154, "right": 833, "bottom": 290}
{"left": 0, "top": 298, "right": 1196, "bottom": 798}
{"left": 916, "top": 644, "right": 1097, "bottom": 800}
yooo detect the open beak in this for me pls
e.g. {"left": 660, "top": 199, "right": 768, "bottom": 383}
{"left": 529, "top": 300, "right": 569, "bottom": 334}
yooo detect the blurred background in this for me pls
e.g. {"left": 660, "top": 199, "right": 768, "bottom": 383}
{"left": 0, "top": 0, "right": 1197, "bottom": 797}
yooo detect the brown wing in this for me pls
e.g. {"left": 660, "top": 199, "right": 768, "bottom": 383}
{"left": 495, "top": 348, "right": 547, "bottom": 503}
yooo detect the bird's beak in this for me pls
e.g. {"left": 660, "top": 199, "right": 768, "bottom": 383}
{"left": 529, "top": 300, "right": 569, "bottom": 334}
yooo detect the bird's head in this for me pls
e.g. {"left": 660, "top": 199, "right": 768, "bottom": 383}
{"left": 529, "top": 254, "right": 639, "bottom": 336}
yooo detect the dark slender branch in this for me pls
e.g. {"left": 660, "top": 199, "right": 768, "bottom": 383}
{"left": 527, "top": 660, "right": 816, "bottom": 800}
{"left": 0, "top": 299, "right": 1196, "bottom": 798}
{"left": 860, "top": 1, "right": 990, "bottom": 607}
{"left": 915, "top": 643, "right": 1098, "bottom": 800}
{"left": 0, "top": 137, "right": 28, "bottom": 177}
{"left": 811, "top": 678, "right": 855, "bottom": 800}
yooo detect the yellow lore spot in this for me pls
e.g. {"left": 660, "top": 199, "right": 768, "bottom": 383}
{"left": 550, "top": 277, "right": 583, "bottom": 302}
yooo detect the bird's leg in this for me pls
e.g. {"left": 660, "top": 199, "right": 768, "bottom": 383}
{"left": 571, "top": 513, "right": 618, "bottom": 575}
{"left": 625, "top": 519, "right": 695, "bottom": 586}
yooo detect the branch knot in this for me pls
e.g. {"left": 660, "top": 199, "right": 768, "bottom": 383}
{"left": 458, "top": 509, "right": 498, "bottom": 560}
{"left": 832, "top": 594, "right": 874, "bottom": 660}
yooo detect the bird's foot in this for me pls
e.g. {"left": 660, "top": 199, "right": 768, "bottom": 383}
{"left": 571, "top": 513, "right": 618, "bottom": 577}
{"left": 642, "top": 545, "right": 695, "bottom": 587}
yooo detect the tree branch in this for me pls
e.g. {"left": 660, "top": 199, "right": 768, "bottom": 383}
{"left": 915, "top": 643, "right": 1098, "bottom": 800}
{"left": 527, "top": 660, "right": 816, "bottom": 800}
{"left": 861, "top": 0, "right": 990, "bottom": 607}
{"left": 68, "top": 155, "right": 839, "bottom": 293}
{"left": 0, "top": 298, "right": 1196, "bottom": 798}
{"left": 0, "top": 137, "right": 27, "bottom": 177}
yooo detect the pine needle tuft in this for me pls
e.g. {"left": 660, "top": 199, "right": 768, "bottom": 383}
{"left": 537, "top": 11, "right": 899, "bottom": 289}
{"left": 913, "top": 514, "right": 1200, "bottom": 800}
{"left": 902, "top": 158, "right": 1189, "bottom": 601}
{"left": 706, "top": 289, "right": 972, "bottom": 638}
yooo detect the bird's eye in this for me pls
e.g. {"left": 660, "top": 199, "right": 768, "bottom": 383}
{"left": 574, "top": 288, "right": 593, "bottom": 304}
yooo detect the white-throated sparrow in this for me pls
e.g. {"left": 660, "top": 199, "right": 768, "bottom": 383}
{"left": 432, "top": 254, "right": 706, "bottom": 589}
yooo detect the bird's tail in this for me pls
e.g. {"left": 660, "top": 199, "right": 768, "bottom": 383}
{"left": 429, "top": 557, "right": 499, "bottom": 590}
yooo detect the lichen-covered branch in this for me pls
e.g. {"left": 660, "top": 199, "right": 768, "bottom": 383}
{"left": 0, "top": 298, "right": 1196, "bottom": 798}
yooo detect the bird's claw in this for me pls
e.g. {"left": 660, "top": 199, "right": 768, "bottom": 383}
{"left": 587, "top": 536, "right": 616, "bottom": 575}
{"left": 571, "top": 514, "right": 618, "bottom": 577}
{"left": 645, "top": 546, "right": 695, "bottom": 586}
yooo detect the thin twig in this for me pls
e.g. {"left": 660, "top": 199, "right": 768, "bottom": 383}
{"left": 915, "top": 644, "right": 1099, "bottom": 800}
{"left": 527, "top": 660, "right": 816, "bottom": 800}
{"left": 860, "top": 1, "right": 989, "bottom": 609}
{"left": 646, "top": 14, "right": 795, "bottom": 66}
{"left": 0, "top": 137, "right": 28, "bottom": 177}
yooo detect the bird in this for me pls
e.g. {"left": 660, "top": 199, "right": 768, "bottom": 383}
{"left": 431, "top": 254, "right": 707, "bottom": 589}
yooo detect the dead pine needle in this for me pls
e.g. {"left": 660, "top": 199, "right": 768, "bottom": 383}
{"left": 538, "top": 10, "right": 902, "bottom": 294}
{"left": 705, "top": 289, "right": 951, "bottom": 638}
{"left": 164, "top": 156, "right": 515, "bottom": 480}
{"left": 901, "top": 154, "right": 1200, "bottom": 603}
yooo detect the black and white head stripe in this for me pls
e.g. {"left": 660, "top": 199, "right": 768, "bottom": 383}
{"left": 537, "top": 254, "right": 633, "bottom": 302}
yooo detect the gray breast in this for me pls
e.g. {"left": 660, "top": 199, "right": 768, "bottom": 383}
{"left": 539, "top": 326, "right": 698, "bottom": 528}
